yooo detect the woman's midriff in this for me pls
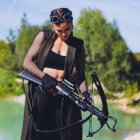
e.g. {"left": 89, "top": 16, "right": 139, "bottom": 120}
{"left": 43, "top": 67, "right": 64, "bottom": 81}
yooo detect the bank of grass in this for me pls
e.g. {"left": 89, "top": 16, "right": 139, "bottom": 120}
{"left": 0, "top": 93, "right": 14, "bottom": 99}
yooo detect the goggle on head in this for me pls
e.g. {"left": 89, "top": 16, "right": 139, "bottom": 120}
{"left": 50, "top": 8, "right": 73, "bottom": 24}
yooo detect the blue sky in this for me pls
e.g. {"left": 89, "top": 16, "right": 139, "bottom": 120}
{"left": 0, "top": 0, "right": 140, "bottom": 52}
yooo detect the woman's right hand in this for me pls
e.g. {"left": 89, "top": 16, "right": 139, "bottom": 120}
{"left": 42, "top": 73, "right": 57, "bottom": 90}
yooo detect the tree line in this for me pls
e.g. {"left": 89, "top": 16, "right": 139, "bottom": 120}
{"left": 0, "top": 9, "right": 140, "bottom": 97}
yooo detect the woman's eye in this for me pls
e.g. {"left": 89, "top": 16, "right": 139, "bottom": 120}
{"left": 57, "top": 30, "right": 62, "bottom": 32}
{"left": 65, "top": 28, "right": 70, "bottom": 31}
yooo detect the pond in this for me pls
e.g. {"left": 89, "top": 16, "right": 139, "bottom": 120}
{"left": 0, "top": 99, "right": 140, "bottom": 140}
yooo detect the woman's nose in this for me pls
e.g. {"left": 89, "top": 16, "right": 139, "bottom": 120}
{"left": 62, "top": 32, "right": 66, "bottom": 36}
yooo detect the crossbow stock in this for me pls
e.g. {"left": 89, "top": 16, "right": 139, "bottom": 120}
{"left": 19, "top": 70, "right": 117, "bottom": 137}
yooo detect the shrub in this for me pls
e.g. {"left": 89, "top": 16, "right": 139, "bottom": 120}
{"left": 0, "top": 69, "right": 23, "bottom": 96}
{"left": 124, "top": 81, "right": 139, "bottom": 97}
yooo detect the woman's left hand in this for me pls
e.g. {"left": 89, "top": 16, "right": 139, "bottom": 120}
{"left": 82, "top": 91, "right": 93, "bottom": 104}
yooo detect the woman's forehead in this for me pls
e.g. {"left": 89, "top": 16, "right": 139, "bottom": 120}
{"left": 54, "top": 22, "right": 72, "bottom": 29}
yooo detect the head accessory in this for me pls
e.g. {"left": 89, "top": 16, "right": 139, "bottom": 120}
{"left": 50, "top": 8, "right": 73, "bottom": 24}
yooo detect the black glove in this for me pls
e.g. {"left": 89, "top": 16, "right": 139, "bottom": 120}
{"left": 82, "top": 91, "right": 93, "bottom": 104}
{"left": 42, "top": 74, "right": 57, "bottom": 90}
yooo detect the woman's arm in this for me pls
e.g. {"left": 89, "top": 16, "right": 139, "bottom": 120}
{"left": 75, "top": 41, "right": 88, "bottom": 93}
{"left": 23, "top": 31, "right": 45, "bottom": 79}
{"left": 78, "top": 80, "right": 87, "bottom": 93}
{"left": 76, "top": 42, "right": 93, "bottom": 103}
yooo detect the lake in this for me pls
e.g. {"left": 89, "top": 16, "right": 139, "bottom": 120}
{"left": 0, "top": 99, "right": 140, "bottom": 140}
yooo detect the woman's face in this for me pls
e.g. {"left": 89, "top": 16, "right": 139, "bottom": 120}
{"left": 53, "top": 22, "right": 73, "bottom": 41}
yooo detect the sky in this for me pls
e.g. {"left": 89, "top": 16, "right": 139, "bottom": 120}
{"left": 0, "top": 0, "right": 140, "bottom": 52}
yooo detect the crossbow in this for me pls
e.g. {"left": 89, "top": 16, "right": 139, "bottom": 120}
{"left": 19, "top": 70, "right": 117, "bottom": 137}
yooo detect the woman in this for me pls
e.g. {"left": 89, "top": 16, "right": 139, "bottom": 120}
{"left": 21, "top": 8, "right": 92, "bottom": 140}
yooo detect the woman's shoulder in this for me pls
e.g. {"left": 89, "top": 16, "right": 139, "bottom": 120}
{"left": 32, "top": 31, "right": 44, "bottom": 44}
{"left": 73, "top": 36, "right": 84, "bottom": 43}
{"left": 69, "top": 35, "right": 84, "bottom": 47}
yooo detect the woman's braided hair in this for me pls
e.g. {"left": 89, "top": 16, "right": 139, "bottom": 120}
{"left": 50, "top": 8, "right": 73, "bottom": 24}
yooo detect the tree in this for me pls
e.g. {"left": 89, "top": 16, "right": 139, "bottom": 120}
{"left": 74, "top": 8, "right": 131, "bottom": 92}
{"left": 6, "top": 29, "right": 16, "bottom": 54}
{"left": 15, "top": 13, "right": 52, "bottom": 71}
{"left": 15, "top": 13, "right": 41, "bottom": 70}
{"left": 0, "top": 40, "right": 14, "bottom": 68}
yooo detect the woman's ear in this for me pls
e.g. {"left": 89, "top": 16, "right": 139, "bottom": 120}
{"left": 71, "top": 24, "right": 74, "bottom": 30}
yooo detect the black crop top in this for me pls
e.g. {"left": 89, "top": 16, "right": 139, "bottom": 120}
{"left": 44, "top": 50, "right": 65, "bottom": 70}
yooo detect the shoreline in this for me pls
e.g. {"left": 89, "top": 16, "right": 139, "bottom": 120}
{"left": 108, "top": 98, "right": 140, "bottom": 114}
{"left": 10, "top": 94, "right": 140, "bottom": 114}
{"left": 94, "top": 95, "right": 140, "bottom": 115}
{"left": 9, "top": 94, "right": 25, "bottom": 105}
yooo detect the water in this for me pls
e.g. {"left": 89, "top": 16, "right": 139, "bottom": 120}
{"left": 0, "top": 99, "right": 140, "bottom": 140}
{"left": 83, "top": 104, "right": 140, "bottom": 140}
{"left": 0, "top": 99, "right": 24, "bottom": 140}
